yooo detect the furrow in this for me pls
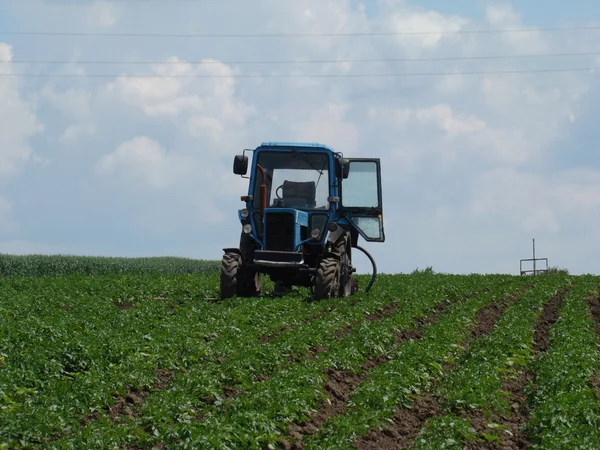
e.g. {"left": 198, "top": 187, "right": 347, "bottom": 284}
{"left": 522, "top": 280, "right": 600, "bottom": 448}
{"left": 353, "top": 285, "right": 530, "bottom": 450}
{"left": 587, "top": 287, "right": 600, "bottom": 403}
{"left": 298, "top": 279, "right": 530, "bottom": 450}
{"left": 283, "top": 299, "right": 454, "bottom": 449}
{"left": 409, "top": 278, "right": 571, "bottom": 450}
{"left": 462, "top": 285, "right": 569, "bottom": 450}
{"left": 56, "top": 275, "right": 486, "bottom": 448}
{"left": 134, "top": 278, "right": 518, "bottom": 449}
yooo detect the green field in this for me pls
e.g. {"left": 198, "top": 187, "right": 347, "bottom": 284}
{"left": 1, "top": 260, "right": 599, "bottom": 449}
{"left": 0, "top": 254, "right": 219, "bottom": 278}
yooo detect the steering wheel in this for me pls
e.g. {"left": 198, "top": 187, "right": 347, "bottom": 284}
{"left": 275, "top": 184, "right": 284, "bottom": 199}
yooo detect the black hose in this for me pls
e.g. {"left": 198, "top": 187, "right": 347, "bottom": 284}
{"left": 355, "top": 245, "right": 377, "bottom": 293}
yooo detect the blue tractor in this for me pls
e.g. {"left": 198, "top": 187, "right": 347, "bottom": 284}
{"left": 221, "top": 142, "right": 385, "bottom": 300}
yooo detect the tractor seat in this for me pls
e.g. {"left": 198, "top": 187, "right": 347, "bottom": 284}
{"left": 282, "top": 180, "right": 316, "bottom": 208}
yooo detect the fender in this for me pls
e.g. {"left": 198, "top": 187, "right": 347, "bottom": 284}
{"left": 325, "top": 225, "right": 347, "bottom": 247}
{"left": 324, "top": 226, "right": 350, "bottom": 259}
{"left": 222, "top": 247, "right": 244, "bottom": 262}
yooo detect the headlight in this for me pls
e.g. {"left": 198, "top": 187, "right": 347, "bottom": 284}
{"left": 243, "top": 224, "right": 252, "bottom": 234}
{"left": 240, "top": 208, "right": 250, "bottom": 218}
{"left": 311, "top": 228, "right": 321, "bottom": 240}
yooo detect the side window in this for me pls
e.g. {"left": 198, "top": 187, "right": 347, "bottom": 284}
{"left": 341, "top": 159, "right": 385, "bottom": 242}
{"left": 341, "top": 161, "right": 380, "bottom": 209}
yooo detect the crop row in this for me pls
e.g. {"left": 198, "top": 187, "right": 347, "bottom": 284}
{"left": 301, "top": 278, "right": 545, "bottom": 449}
{"left": 1, "top": 272, "right": 392, "bottom": 445}
{"left": 524, "top": 278, "right": 600, "bottom": 449}
{"left": 411, "top": 275, "right": 569, "bottom": 448}
{"left": 69, "top": 275, "right": 522, "bottom": 448}
{"left": 5, "top": 273, "right": 597, "bottom": 449}
{"left": 1, "top": 273, "right": 518, "bottom": 448}
{"left": 0, "top": 254, "right": 219, "bottom": 277}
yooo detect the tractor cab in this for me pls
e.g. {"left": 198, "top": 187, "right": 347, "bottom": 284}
{"left": 222, "top": 142, "right": 385, "bottom": 300}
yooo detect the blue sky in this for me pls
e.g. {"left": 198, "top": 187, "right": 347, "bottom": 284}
{"left": 0, "top": 0, "right": 599, "bottom": 275}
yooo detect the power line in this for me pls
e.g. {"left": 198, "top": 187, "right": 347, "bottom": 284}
{"left": 0, "top": 67, "right": 595, "bottom": 79}
{"left": 1, "top": 26, "right": 600, "bottom": 38}
{"left": 7, "top": 51, "right": 600, "bottom": 66}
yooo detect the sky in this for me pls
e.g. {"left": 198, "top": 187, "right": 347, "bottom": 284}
{"left": 0, "top": 0, "right": 599, "bottom": 276}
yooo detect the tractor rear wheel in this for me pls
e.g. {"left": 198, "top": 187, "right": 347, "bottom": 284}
{"left": 220, "top": 252, "right": 241, "bottom": 299}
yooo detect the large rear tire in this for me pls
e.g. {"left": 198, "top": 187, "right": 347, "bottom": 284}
{"left": 220, "top": 252, "right": 241, "bottom": 299}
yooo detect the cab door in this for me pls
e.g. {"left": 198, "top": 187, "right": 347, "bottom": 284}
{"left": 340, "top": 158, "right": 385, "bottom": 242}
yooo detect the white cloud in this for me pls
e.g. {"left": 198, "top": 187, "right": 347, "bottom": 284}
{"left": 2, "top": 1, "right": 600, "bottom": 274}
{"left": 292, "top": 103, "right": 359, "bottom": 155}
{"left": 368, "top": 104, "right": 486, "bottom": 137}
{"left": 485, "top": 3, "right": 548, "bottom": 53}
{"left": 96, "top": 136, "right": 184, "bottom": 189}
{"left": 471, "top": 168, "right": 600, "bottom": 234}
{"left": 87, "top": 1, "right": 117, "bottom": 28}
{"left": 386, "top": 9, "right": 468, "bottom": 50}
{"left": 415, "top": 104, "right": 487, "bottom": 137}
{"left": 0, "top": 42, "right": 43, "bottom": 179}
{"left": 41, "top": 86, "right": 93, "bottom": 117}
{"left": 60, "top": 124, "right": 96, "bottom": 143}
{"left": 106, "top": 58, "right": 256, "bottom": 148}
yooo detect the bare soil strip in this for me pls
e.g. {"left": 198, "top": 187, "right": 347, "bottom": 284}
{"left": 354, "top": 286, "right": 529, "bottom": 450}
{"left": 463, "top": 286, "right": 570, "bottom": 450}
{"left": 586, "top": 288, "right": 600, "bottom": 401}
{"left": 104, "top": 369, "right": 175, "bottom": 423}
{"left": 280, "top": 296, "right": 466, "bottom": 450}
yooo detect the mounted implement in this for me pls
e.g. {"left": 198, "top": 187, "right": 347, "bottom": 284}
{"left": 220, "top": 142, "right": 385, "bottom": 300}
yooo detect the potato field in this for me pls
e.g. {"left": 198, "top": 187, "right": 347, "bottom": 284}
{"left": 1, "top": 267, "right": 600, "bottom": 449}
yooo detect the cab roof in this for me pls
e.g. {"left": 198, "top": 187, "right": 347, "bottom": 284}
{"left": 258, "top": 142, "right": 335, "bottom": 152}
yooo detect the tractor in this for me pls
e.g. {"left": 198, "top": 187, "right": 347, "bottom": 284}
{"left": 220, "top": 142, "right": 385, "bottom": 300}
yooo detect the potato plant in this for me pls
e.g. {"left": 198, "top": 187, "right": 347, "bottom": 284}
{"left": 1, "top": 270, "right": 599, "bottom": 450}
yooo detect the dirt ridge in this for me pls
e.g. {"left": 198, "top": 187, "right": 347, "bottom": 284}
{"left": 354, "top": 285, "right": 530, "bottom": 450}
{"left": 586, "top": 288, "right": 600, "bottom": 402}
{"left": 463, "top": 285, "right": 571, "bottom": 450}
{"left": 279, "top": 294, "right": 465, "bottom": 450}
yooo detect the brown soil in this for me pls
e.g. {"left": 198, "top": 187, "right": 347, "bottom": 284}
{"left": 357, "top": 395, "right": 442, "bottom": 450}
{"left": 114, "top": 299, "right": 135, "bottom": 310}
{"left": 279, "top": 297, "right": 459, "bottom": 450}
{"left": 463, "top": 286, "right": 570, "bottom": 450}
{"left": 107, "top": 369, "right": 176, "bottom": 422}
{"left": 108, "top": 389, "right": 148, "bottom": 421}
{"left": 586, "top": 290, "right": 600, "bottom": 402}
{"left": 353, "top": 287, "right": 529, "bottom": 450}
{"left": 365, "top": 302, "right": 400, "bottom": 322}
{"left": 153, "top": 369, "right": 174, "bottom": 390}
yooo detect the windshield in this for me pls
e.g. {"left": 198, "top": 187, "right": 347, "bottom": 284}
{"left": 253, "top": 151, "right": 331, "bottom": 210}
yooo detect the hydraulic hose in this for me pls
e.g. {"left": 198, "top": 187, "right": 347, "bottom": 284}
{"left": 355, "top": 245, "right": 377, "bottom": 293}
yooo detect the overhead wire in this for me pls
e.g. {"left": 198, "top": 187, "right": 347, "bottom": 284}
{"left": 0, "top": 67, "right": 595, "bottom": 79}
{"left": 1, "top": 25, "right": 600, "bottom": 38}
{"left": 6, "top": 51, "right": 600, "bottom": 66}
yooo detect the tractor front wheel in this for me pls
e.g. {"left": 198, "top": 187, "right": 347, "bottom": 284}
{"left": 238, "top": 233, "right": 262, "bottom": 297}
{"left": 313, "top": 256, "right": 341, "bottom": 300}
{"left": 220, "top": 252, "right": 241, "bottom": 299}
